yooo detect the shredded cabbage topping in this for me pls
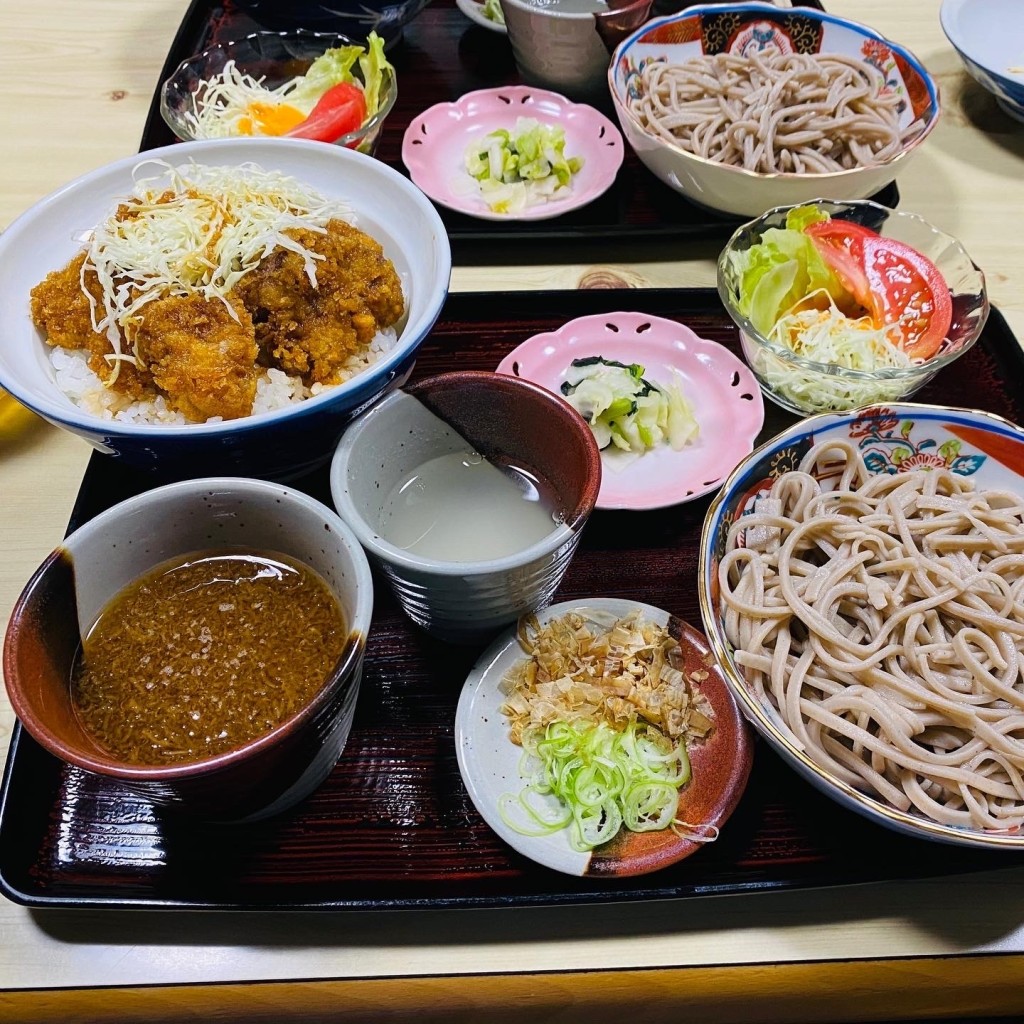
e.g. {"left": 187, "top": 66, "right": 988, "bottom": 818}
{"left": 497, "top": 610, "right": 718, "bottom": 851}
{"left": 464, "top": 118, "right": 583, "bottom": 214}
{"left": 82, "top": 160, "right": 353, "bottom": 376}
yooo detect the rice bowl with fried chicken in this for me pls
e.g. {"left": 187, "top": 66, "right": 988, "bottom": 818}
{"left": 0, "top": 138, "right": 451, "bottom": 474}
{"left": 30, "top": 160, "right": 406, "bottom": 425}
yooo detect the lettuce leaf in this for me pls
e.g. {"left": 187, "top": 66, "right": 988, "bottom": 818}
{"left": 286, "top": 32, "right": 392, "bottom": 117}
{"left": 728, "top": 205, "right": 851, "bottom": 336}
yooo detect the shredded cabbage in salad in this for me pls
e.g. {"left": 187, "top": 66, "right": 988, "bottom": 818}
{"left": 464, "top": 118, "right": 583, "bottom": 214}
{"left": 756, "top": 297, "right": 920, "bottom": 413}
{"left": 181, "top": 34, "right": 391, "bottom": 141}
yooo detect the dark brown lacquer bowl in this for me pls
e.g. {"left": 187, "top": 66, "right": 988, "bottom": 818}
{"left": 3, "top": 477, "right": 374, "bottom": 823}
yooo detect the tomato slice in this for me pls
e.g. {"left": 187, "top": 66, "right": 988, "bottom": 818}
{"left": 285, "top": 82, "right": 368, "bottom": 145}
{"left": 805, "top": 220, "right": 953, "bottom": 361}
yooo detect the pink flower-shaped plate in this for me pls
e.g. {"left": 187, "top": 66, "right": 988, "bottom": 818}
{"left": 401, "top": 86, "right": 624, "bottom": 222}
{"left": 496, "top": 312, "right": 765, "bottom": 510}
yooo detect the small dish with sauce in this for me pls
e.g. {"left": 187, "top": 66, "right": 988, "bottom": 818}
{"left": 2, "top": 477, "right": 374, "bottom": 822}
{"left": 329, "top": 370, "right": 602, "bottom": 643}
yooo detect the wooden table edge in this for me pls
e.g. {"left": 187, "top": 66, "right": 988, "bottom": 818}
{"left": 3, "top": 953, "right": 1024, "bottom": 1022}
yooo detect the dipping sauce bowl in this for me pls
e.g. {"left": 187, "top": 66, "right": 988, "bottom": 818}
{"left": 3, "top": 478, "right": 374, "bottom": 822}
{"left": 330, "top": 370, "right": 602, "bottom": 643}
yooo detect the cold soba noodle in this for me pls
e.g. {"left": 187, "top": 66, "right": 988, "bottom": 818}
{"left": 629, "top": 50, "right": 923, "bottom": 173}
{"left": 718, "top": 440, "right": 1024, "bottom": 830}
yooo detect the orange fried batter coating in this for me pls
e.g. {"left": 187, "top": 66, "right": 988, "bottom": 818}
{"left": 29, "top": 252, "right": 152, "bottom": 399}
{"left": 131, "top": 295, "right": 259, "bottom": 422}
{"left": 30, "top": 218, "right": 404, "bottom": 422}
{"left": 232, "top": 220, "right": 405, "bottom": 386}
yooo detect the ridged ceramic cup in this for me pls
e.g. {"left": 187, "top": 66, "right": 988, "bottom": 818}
{"left": 330, "top": 370, "right": 602, "bottom": 643}
{"left": 2, "top": 478, "right": 374, "bottom": 822}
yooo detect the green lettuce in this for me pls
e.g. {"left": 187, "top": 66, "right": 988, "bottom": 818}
{"left": 728, "top": 205, "right": 850, "bottom": 336}
{"left": 287, "top": 32, "right": 393, "bottom": 118}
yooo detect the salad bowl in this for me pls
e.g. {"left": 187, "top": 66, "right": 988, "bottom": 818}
{"left": 717, "top": 200, "right": 989, "bottom": 415}
{"left": 161, "top": 30, "right": 397, "bottom": 153}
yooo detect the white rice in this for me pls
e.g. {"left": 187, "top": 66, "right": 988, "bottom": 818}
{"left": 49, "top": 327, "right": 398, "bottom": 425}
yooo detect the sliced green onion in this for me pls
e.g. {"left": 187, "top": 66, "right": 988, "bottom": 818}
{"left": 499, "top": 718, "right": 692, "bottom": 852}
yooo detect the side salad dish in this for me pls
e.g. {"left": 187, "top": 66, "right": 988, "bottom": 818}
{"left": 180, "top": 33, "right": 393, "bottom": 146}
{"left": 724, "top": 204, "right": 955, "bottom": 410}
{"left": 465, "top": 118, "right": 584, "bottom": 214}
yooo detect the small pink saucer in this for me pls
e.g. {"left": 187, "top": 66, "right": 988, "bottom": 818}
{"left": 496, "top": 312, "right": 766, "bottom": 510}
{"left": 401, "top": 86, "right": 624, "bottom": 221}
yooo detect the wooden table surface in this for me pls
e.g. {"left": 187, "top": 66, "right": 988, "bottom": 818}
{"left": 2, "top": 1, "right": 1024, "bottom": 1021}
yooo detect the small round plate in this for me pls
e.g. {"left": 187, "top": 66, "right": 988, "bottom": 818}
{"left": 455, "top": 0, "right": 507, "bottom": 33}
{"left": 496, "top": 312, "right": 765, "bottom": 510}
{"left": 402, "top": 86, "right": 624, "bottom": 222}
{"left": 454, "top": 597, "right": 753, "bottom": 877}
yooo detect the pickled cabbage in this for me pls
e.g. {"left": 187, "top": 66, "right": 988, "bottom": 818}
{"left": 559, "top": 356, "right": 698, "bottom": 454}
{"left": 464, "top": 118, "right": 583, "bottom": 214}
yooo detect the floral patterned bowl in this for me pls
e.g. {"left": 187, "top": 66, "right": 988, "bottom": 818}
{"left": 699, "top": 403, "right": 1024, "bottom": 849}
{"left": 718, "top": 200, "right": 989, "bottom": 415}
{"left": 608, "top": 3, "right": 940, "bottom": 217}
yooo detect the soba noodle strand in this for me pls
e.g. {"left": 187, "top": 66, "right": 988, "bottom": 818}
{"left": 718, "top": 440, "right": 1024, "bottom": 830}
{"left": 630, "top": 50, "right": 925, "bottom": 174}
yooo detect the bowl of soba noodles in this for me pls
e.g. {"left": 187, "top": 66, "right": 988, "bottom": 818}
{"left": 608, "top": 3, "right": 940, "bottom": 217}
{"left": 699, "top": 402, "right": 1024, "bottom": 849}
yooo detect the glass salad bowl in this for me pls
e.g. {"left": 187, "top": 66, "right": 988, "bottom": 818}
{"left": 160, "top": 30, "right": 397, "bottom": 154}
{"left": 717, "top": 200, "right": 989, "bottom": 415}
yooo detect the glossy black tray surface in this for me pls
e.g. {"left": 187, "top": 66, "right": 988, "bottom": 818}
{"left": 1, "top": 288, "right": 1021, "bottom": 911}
{"left": 138, "top": 0, "right": 900, "bottom": 249}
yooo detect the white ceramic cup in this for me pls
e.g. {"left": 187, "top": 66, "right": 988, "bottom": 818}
{"left": 498, "top": 0, "right": 613, "bottom": 100}
{"left": 329, "top": 371, "right": 602, "bottom": 644}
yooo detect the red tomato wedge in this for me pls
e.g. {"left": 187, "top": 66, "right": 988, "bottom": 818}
{"left": 805, "top": 220, "right": 953, "bottom": 361}
{"left": 285, "top": 82, "right": 368, "bottom": 145}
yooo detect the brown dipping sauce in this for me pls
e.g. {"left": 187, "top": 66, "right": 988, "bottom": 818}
{"left": 71, "top": 549, "right": 348, "bottom": 766}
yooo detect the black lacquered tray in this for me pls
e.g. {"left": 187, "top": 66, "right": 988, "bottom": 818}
{"left": 138, "top": 0, "right": 900, "bottom": 251}
{"left": 2, "top": 287, "right": 1022, "bottom": 911}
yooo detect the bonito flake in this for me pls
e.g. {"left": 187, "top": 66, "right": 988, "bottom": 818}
{"left": 499, "top": 609, "right": 715, "bottom": 747}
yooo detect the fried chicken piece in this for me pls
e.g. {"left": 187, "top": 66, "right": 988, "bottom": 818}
{"left": 131, "top": 294, "right": 259, "bottom": 422}
{"left": 30, "top": 252, "right": 101, "bottom": 351}
{"left": 232, "top": 219, "right": 404, "bottom": 386}
{"left": 30, "top": 251, "right": 153, "bottom": 399}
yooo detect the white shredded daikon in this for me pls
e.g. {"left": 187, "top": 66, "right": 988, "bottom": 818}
{"left": 81, "top": 159, "right": 354, "bottom": 377}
